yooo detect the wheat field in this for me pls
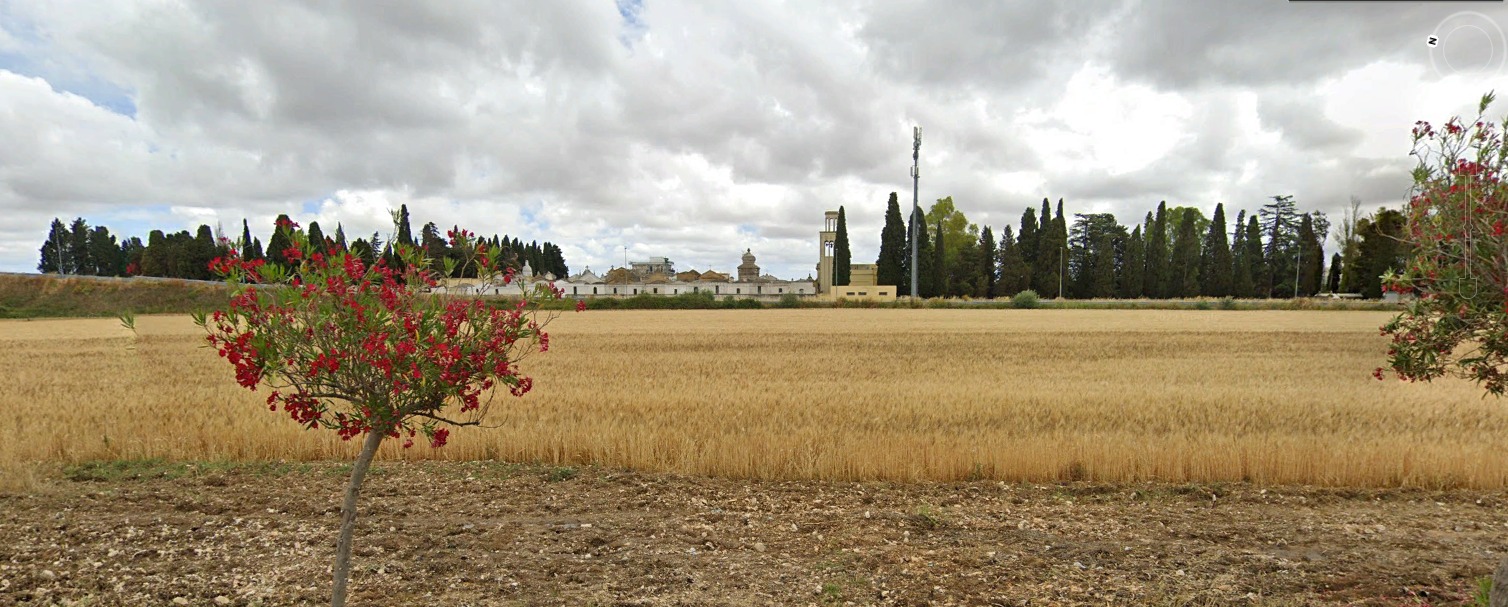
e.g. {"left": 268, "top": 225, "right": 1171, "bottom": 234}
{"left": 1, "top": 309, "right": 1502, "bottom": 489}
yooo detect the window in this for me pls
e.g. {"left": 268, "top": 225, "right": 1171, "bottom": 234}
{"left": 633, "top": 288, "right": 638, "bottom": 295}
{"left": 572, "top": 287, "right": 578, "bottom": 295}
{"left": 778, "top": 288, "right": 783, "bottom": 293}
{"left": 593, "top": 287, "right": 598, "bottom": 295}
{"left": 613, "top": 288, "right": 618, "bottom": 294}
{"left": 736, "top": 288, "right": 741, "bottom": 294}
{"left": 654, "top": 288, "right": 659, "bottom": 294}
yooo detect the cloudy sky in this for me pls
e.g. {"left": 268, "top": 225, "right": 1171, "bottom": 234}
{"left": 2, "top": 1, "right": 1505, "bottom": 278}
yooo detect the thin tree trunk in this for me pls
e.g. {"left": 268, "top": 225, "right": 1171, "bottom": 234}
{"left": 332, "top": 429, "right": 386, "bottom": 607}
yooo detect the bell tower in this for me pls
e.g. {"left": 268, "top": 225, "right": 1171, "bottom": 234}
{"left": 817, "top": 211, "right": 838, "bottom": 293}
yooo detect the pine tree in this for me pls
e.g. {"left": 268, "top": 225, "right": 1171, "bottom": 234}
{"left": 121, "top": 236, "right": 144, "bottom": 275}
{"left": 68, "top": 218, "right": 92, "bottom": 275}
{"left": 141, "top": 230, "right": 168, "bottom": 277}
{"left": 1145, "top": 203, "right": 1169, "bottom": 298}
{"left": 977, "top": 226, "right": 996, "bottom": 298}
{"left": 1199, "top": 203, "right": 1233, "bottom": 297}
{"left": 876, "top": 193, "right": 907, "bottom": 288}
{"left": 996, "top": 226, "right": 1029, "bottom": 297}
{"left": 1169, "top": 211, "right": 1200, "bottom": 297}
{"left": 1119, "top": 226, "right": 1145, "bottom": 298}
{"left": 88, "top": 226, "right": 121, "bottom": 276}
{"left": 396, "top": 204, "right": 415, "bottom": 247}
{"left": 38, "top": 218, "right": 68, "bottom": 274}
{"left": 1259, "top": 195, "right": 1300, "bottom": 297}
{"left": 834, "top": 206, "right": 851, "bottom": 286}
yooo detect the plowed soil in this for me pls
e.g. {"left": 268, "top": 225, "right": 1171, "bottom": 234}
{"left": 3, "top": 462, "right": 1506, "bottom": 606}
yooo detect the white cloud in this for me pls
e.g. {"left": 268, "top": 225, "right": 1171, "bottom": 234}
{"left": 0, "top": 1, "right": 1501, "bottom": 278}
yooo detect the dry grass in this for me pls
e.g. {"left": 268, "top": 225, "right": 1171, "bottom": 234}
{"left": 0, "top": 310, "right": 1501, "bottom": 489}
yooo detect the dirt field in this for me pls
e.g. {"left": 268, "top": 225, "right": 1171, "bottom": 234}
{"left": 3, "top": 461, "right": 1505, "bottom": 606}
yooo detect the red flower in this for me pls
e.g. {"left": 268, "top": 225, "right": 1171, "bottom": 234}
{"left": 430, "top": 428, "right": 450, "bottom": 448}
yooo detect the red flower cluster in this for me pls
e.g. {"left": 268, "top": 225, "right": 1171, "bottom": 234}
{"left": 198, "top": 222, "right": 563, "bottom": 448}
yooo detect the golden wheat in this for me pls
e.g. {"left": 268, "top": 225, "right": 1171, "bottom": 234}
{"left": 0, "top": 310, "right": 1500, "bottom": 488}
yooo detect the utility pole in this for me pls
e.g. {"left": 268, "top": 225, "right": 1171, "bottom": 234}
{"left": 910, "top": 126, "right": 921, "bottom": 300}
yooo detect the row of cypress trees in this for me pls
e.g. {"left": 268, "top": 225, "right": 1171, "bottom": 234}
{"left": 859, "top": 193, "right": 1401, "bottom": 299}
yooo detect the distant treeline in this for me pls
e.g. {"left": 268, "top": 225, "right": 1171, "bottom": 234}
{"left": 36, "top": 204, "right": 569, "bottom": 281}
{"left": 860, "top": 193, "right": 1406, "bottom": 299}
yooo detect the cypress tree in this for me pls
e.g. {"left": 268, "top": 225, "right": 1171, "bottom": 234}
{"left": 977, "top": 226, "right": 996, "bottom": 298}
{"left": 351, "top": 238, "right": 375, "bottom": 267}
{"left": 915, "top": 210, "right": 935, "bottom": 297}
{"left": 396, "top": 204, "right": 415, "bottom": 247}
{"left": 1119, "top": 226, "right": 1145, "bottom": 298}
{"left": 334, "top": 224, "right": 348, "bottom": 250}
{"left": 308, "top": 221, "right": 328, "bottom": 255}
{"left": 1168, "top": 211, "right": 1200, "bottom": 298}
{"left": 1017, "top": 206, "right": 1039, "bottom": 271}
{"left": 1296, "top": 213, "right": 1322, "bottom": 297}
{"left": 267, "top": 214, "right": 294, "bottom": 267}
{"left": 1244, "top": 215, "right": 1266, "bottom": 298}
{"left": 1199, "top": 203, "right": 1232, "bottom": 297}
{"left": 996, "top": 226, "right": 1030, "bottom": 297}
{"left": 1034, "top": 199, "right": 1068, "bottom": 297}
{"left": 240, "top": 219, "right": 256, "bottom": 261}
{"left": 1326, "top": 252, "right": 1343, "bottom": 293}
{"left": 834, "top": 206, "right": 851, "bottom": 286}
{"left": 1144, "top": 203, "right": 1169, "bottom": 298}
{"left": 193, "top": 225, "right": 217, "bottom": 280}
{"left": 420, "top": 222, "right": 446, "bottom": 273}
{"left": 1230, "top": 209, "right": 1252, "bottom": 297}
{"left": 1089, "top": 232, "right": 1117, "bottom": 298}
{"left": 876, "top": 193, "right": 907, "bottom": 288}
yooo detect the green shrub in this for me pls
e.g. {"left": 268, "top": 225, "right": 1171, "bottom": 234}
{"left": 1011, "top": 290, "right": 1040, "bottom": 309}
{"left": 776, "top": 293, "right": 801, "bottom": 308}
